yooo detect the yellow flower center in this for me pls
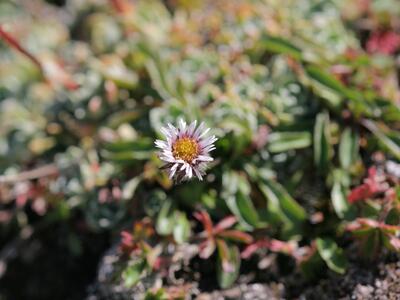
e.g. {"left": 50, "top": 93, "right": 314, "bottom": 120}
{"left": 172, "top": 137, "right": 199, "bottom": 162}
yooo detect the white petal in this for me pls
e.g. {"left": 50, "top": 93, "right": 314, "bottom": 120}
{"left": 186, "top": 165, "right": 193, "bottom": 178}
{"left": 160, "top": 154, "right": 176, "bottom": 163}
{"left": 193, "top": 122, "right": 205, "bottom": 139}
{"left": 187, "top": 120, "right": 197, "bottom": 136}
{"left": 167, "top": 123, "right": 178, "bottom": 139}
{"left": 161, "top": 151, "right": 174, "bottom": 159}
{"left": 198, "top": 127, "right": 210, "bottom": 139}
{"left": 160, "top": 127, "right": 172, "bottom": 138}
{"left": 169, "top": 163, "right": 179, "bottom": 178}
{"left": 197, "top": 162, "right": 208, "bottom": 171}
{"left": 200, "top": 135, "right": 217, "bottom": 148}
{"left": 166, "top": 137, "right": 173, "bottom": 146}
{"left": 179, "top": 119, "right": 187, "bottom": 133}
{"left": 196, "top": 155, "right": 213, "bottom": 162}
{"left": 193, "top": 167, "right": 203, "bottom": 180}
{"left": 167, "top": 123, "right": 177, "bottom": 132}
{"left": 202, "top": 145, "right": 216, "bottom": 152}
{"left": 155, "top": 140, "right": 168, "bottom": 149}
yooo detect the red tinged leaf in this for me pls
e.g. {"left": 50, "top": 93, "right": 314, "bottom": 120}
{"left": 348, "top": 218, "right": 400, "bottom": 232}
{"left": 0, "top": 25, "right": 42, "bottom": 71}
{"left": 348, "top": 167, "right": 387, "bottom": 203}
{"left": 195, "top": 210, "right": 252, "bottom": 261}
{"left": 252, "top": 125, "right": 270, "bottom": 150}
{"left": 385, "top": 188, "right": 396, "bottom": 202}
{"left": 379, "top": 223, "right": 400, "bottom": 233}
{"left": 389, "top": 236, "right": 400, "bottom": 251}
{"left": 241, "top": 243, "right": 260, "bottom": 259}
{"left": 152, "top": 256, "right": 172, "bottom": 272}
{"left": 121, "top": 230, "right": 133, "bottom": 243}
{"left": 241, "top": 238, "right": 294, "bottom": 259}
{"left": 269, "top": 239, "right": 295, "bottom": 254}
{"left": 356, "top": 218, "right": 380, "bottom": 228}
{"left": 217, "top": 230, "right": 253, "bottom": 244}
{"left": 366, "top": 31, "right": 400, "bottom": 55}
{"left": 119, "top": 230, "right": 135, "bottom": 254}
{"left": 194, "top": 210, "right": 214, "bottom": 236}
{"left": 347, "top": 184, "right": 371, "bottom": 203}
{"left": 346, "top": 218, "right": 379, "bottom": 232}
{"left": 216, "top": 239, "right": 234, "bottom": 273}
{"left": 347, "top": 218, "right": 400, "bottom": 257}
{"left": 0, "top": 26, "right": 79, "bottom": 91}
{"left": 198, "top": 239, "right": 216, "bottom": 259}
{"left": 145, "top": 244, "right": 162, "bottom": 269}
{"left": 119, "top": 219, "right": 155, "bottom": 255}
{"left": 357, "top": 220, "right": 399, "bottom": 233}
{"left": 213, "top": 215, "right": 237, "bottom": 233}
{"left": 109, "top": 0, "right": 135, "bottom": 14}
{"left": 241, "top": 239, "right": 270, "bottom": 259}
{"left": 41, "top": 58, "right": 80, "bottom": 91}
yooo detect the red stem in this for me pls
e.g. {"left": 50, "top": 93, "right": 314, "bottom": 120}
{"left": 109, "top": 0, "right": 130, "bottom": 14}
{"left": 0, "top": 25, "right": 43, "bottom": 72}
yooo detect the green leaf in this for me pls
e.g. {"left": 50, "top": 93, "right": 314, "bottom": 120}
{"left": 300, "top": 251, "right": 324, "bottom": 281}
{"left": 267, "top": 132, "right": 312, "bottom": 153}
{"left": 102, "top": 139, "right": 153, "bottom": 162}
{"left": 361, "top": 200, "right": 382, "bottom": 218}
{"left": 261, "top": 35, "right": 302, "bottom": 60}
{"left": 223, "top": 171, "right": 260, "bottom": 229}
{"left": 144, "top": 289, "right": 169, "bottom": 300}
{"left": 305, "top": 66, "right": 345, "bottom": 108}
{"left": 235, "top": 190, "right": 260, "bottom": 227}
{"left": 339, "top": 128, "right": 359, "bottom": 170}
{"left": 361, "top": 229, "right": 381, "bottom": 260}
{"left": 101, "top": 150, "right": 151, "bottom": 162}
{"left": 314, "top": 112, "right": 332, "bottom": 173}
{"left": 98, "top": 56, "right": 138, "bottom": 89}
{"left": 106, "top": 111, "right": 141, "bottom": 128}
{"left": 216, "top": 242, "right": 240, "bottom": 289}
{"left": 122, "top": 176, "right": 142, "bottom": 201}
{"left": 103, "top": 138, "right": 153, "bottom": 152}
{"left": 306, "top": 66, "right": 347, "bottom": 95}
{"left": 385, "top": 209, "right": 400, "bottom": 226}
{"left": 173, "top": 212, "right": 191, "bottom": 244}
{"left": 122, "top": 260, "right": 147, "bottom": 288}
{"left": 225, "top": 196, "right": 251, "bottom": 230}
{"left": 156, "top": 199, "right": 175, "bottom": 235}
{"left": 331, "top": 181, "right": 356, "bottom": 220}
{"left": 258, "top": 179, "right": 306, "bottom": 234}
{"left": 362, "top": 119, "right": 400, "bottom": 160}
{"left": 139, "top": 42, "right": 177, "bottom": 101}
{"left": 316, "top": 237, "right": 348, "bottom": 274}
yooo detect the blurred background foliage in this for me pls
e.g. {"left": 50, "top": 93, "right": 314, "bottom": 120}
{"left": 0, "top": 0, "right": 400, "bottom": 299}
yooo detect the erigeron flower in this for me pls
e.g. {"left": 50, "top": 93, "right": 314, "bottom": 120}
{"left": 155, "top": 120, "right": 217, "bottom": 182}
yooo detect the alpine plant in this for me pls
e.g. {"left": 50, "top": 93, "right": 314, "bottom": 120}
{"left": 155, "top": 120, "right": 217, "bottom": 182}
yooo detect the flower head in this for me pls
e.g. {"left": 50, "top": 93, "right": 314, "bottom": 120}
{"left": 155, "top": 120, "right": 217, "bottom": 182}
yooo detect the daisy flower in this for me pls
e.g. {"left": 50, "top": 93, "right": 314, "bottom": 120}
{"left": 155, "top": 120, "right": 217, "bottom": 182}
